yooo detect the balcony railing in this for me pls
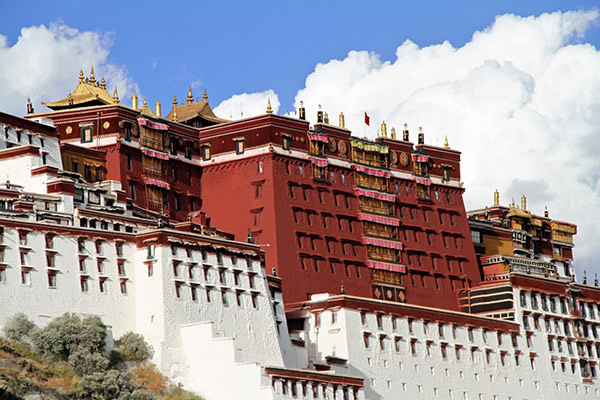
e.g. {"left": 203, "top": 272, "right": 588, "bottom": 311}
{"left": 143, "top": 166, "right": 166, "bottom": 179}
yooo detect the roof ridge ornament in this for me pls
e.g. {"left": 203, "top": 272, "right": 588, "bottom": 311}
{"left": 266, "top": 98, "right": 273, "bottom": 114}
{"left": 187, "top": 87, "right": 194, "bottom": 104}
{"left": 203, "top": 89, "right": 208, "bottom": 103}
{"left": 113, "top": 86, "right": 119, "bottom": 104}
{"left": 89, "top": 66, "right": 96, "bottom": 84}
{"left": 79, "top": 69, "right": 84, "bottom": 83}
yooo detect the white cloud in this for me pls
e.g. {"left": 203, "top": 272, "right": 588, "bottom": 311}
{"left": 291, "top": 10, "right": 600, "bottom": 278}
{"left": 0, "top": 22, "right": 138, "bottom": 116}
{"left": 214, "top": 90, "right": 279, "bottom": 120}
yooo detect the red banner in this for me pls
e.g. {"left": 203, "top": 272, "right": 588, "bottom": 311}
{"left": 358, "top": 213, "right": 400, "bottom": 226}
{"left": 309, "top": 157, "right": 328, "bottom": 167}
{"left": 354, "top": 164, "right": 391, "bottom": 178}
{"left": 142, "top": 148, "right": 169, "bottom": 160}
{"left": 414, "top": 177, "right": 431, "bottom": 186}
{"left": 143, "top": 177, "right": 170, "bottom": 189}
{"left": 367, "top": 261, "right": 405, "bottom": 273}
{"left": 362, "top": 237, "right": 403, "bottom": 250}
{"left": 138, "top": 118, "right": 169, "bottom": 131}
{"left": 355, "top": 188, "right": 395, "bottom": 202}
{"left": 411, "top": 154, "right": 429, "bottom": 162}
{"left": 307, "top": 133, "right": 329, "bottom": 143}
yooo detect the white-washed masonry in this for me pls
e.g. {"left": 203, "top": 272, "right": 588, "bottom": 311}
{"left": 515, "top": 287, "right": 600, "bottom": 397}
{"left": 299, "top": 294, "right": 600, "bottom": 400}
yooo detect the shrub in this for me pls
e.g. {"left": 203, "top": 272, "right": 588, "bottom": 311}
{"left": 79, "top": 370, "right": 154, "bottom": 400}
{"left": 3, "top": 313, "right": 37, "bottom": 342}
{"left": 31, "top": 313, "right": 107, "bottom": 362}
{"left": 115, "top": 332, "right": 151, "bottom": 362}
{"left": 131, "top": 363, "right": 166, "bottom": 393}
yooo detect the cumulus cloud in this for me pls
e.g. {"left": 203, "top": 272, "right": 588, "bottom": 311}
{"left": 0, "top": 22, "right": 138, "bottom": 116}
{"left": 289, "top": 10, "right": 600, "bottom": 276}
{"left": 214, "top": 90, "right": 279, "bottom": 120}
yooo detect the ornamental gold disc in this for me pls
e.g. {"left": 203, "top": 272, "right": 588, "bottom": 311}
{"left": 328, "top": 138, "right": 337, "bottom": 153}
{"left": 400, "top": 152, "right": 409, "bottom": 167}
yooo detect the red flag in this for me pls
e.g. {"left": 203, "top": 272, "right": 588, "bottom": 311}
{"left": 364, "top": 112, "right": 370, "bottom": 126}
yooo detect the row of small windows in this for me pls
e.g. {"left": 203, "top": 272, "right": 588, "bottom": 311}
{"left": 289, "top": 183, "right": 353, "bottom": 208}
{"left": 167, "top": 244, "right": 255, "bottom": 271}
{"left": 272, "top": 378, "right": 360, "bottom": 400}
{"left": 297, "top": 234, "right": 361, "bottom": 257}
{"left": 399, "top": 206, "right": 458, "bottom": 226}
{"left": 292, "top": 208, "right": 357, "bottom": 232}
{"left": 3, "top": 126, "right": 46, "bottom": 149}
{"left": 299, "top": 256, "right": 362, "bottom": 278}
{"left": 173, "top": 283, "right": 260, "bottom": 309}
{"left": 520, "top": 290, "right": 599, "bottom": 319}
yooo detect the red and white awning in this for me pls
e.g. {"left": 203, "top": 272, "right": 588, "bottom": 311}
{"left": 411, "top": 154, "right": 429, "bottom": 162}
{"left": 355, "top": 188, "right": 395, "bottom": 202}
{"left": 141, "top": 148, "right": 169, "bottom": 160}
{"left": 307, "top": 133, "right": 329, "bottom": 143}
{"left": 367, "top": 261, "right": 406, "bottom": 273}
{"left": 309, "top": 157, "right": 328, "bottom": 167}
{"left": 354, "top": 164, "right": 391, "bottom": 178}
{"left": 413, "top": 177, "right": 431, "bottom": 186}
{"left": 363, "top": 237, "right": 403, "bottom": 250}
{"left": 143, "top": 177, "right": 170, "bottom": 189}
{"left": 358, "top": 213, "right": 400, "bottom": 226}
{"left": 138, "top": 118, "right": 169, "bottom": 131}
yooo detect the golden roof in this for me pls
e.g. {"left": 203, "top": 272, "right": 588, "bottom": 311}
{"left": 42, "top": 68, "right": 117, "bottom": 110}
{"left": 164, "top": 88, "right": 228, "bottom": 126}
{"left": 506, "top": 206, "right": 531, "bottom": 219}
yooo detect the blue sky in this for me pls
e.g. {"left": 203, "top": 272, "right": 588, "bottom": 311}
{"left": 2, "top": 0, "right": 599, "bottom": 112}
{"left": 2, "top": 1, "right": 600, "bottom": 278}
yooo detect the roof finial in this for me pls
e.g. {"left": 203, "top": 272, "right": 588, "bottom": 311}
{"left": 266, "top": 98, "right": 273, "bottom": 114}
{"left": 79, "top": 69, "right": 84, "bottom": 83}
{"left": 391, "top": 127, "right": 396, "bottom": 139}
{"left": 544, "top": 206, "right": 549, "bottom": 218}
{"left": 132, "top": 92, "right": 138, "bottom": 110}
{"left": 112, "top": 86, "right": 119, "bottom": 104}
{"left": 156, "top": 99, "right": 162, "bottom": 118}
{"left": 203, "top": 89, "right": 208, "bottom": 103}
{"left": 187, "top": 87, "right": 193, "bottom": 104}
{"left": 143, "top": 97, "right": 148, "bottom": 109}
{"left": 339, "top": 112, "right": 345, "bottom": 128}
{"left": 444, "top": 135, "right": 449, "bottom": 148}
{"left": 521, "top": 194, "right": 527, "bottom": 211}
{"left": 381, "top": 121, "right": 387, "bottom": 137}
{"left": 511, "top": 198, "right": 515, "bottom": 207}
{"left": 100, "top": 77, "right": 106, "bottom": 89}
{"left": 584, "top": 270, "right": 588, "bottom": 285}
{"left": 172, "top": 94, "right": 178, "bottom": 122}
{"left": 89, "top": 66, "right": 96, "bottom": 84}
{"left": 595, "top": 273, "right": 598, "bottom": 287}
{"left": 493, "top": 189, "right": 499, "bottom": 206}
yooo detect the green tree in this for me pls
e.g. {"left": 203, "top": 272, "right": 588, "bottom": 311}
{"left": 2, "top": 313, "right": 37, "bottom": 342}
{"left": 115, "top": 332, "right": 152, "bottom": 362}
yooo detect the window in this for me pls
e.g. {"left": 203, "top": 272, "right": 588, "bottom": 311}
{"left": 201, "top": 145, "right": 210, "bottom": 160}
{"left": 363, "top": 333, "right": 371, "bottom": 349}
{"left": 175, "top": 284, "right": 182, "bottom": 299}
{"left": 124, "top": 125, "right": 131, "bottom": 141}
{"left": 170, "top": 137, "right": 177, "bottom": 154}
{"left": 120, "top": 279, "right": 127, "bottom": 294}
{"left": 81, "top": 126, "right": 93, "bottom": 143}
{"left": 185, "top": 143, "right": 192, "bottom": 159}
{"left": 174, "top": 193, "right": 181, "bottom": 210}
{"left": 282, "top": 135, "right": 291, "bottom": 150}
{"left": 443, "top": 166, "right": 450, "bottom": 181}
{"left": 129, "top": 181, "right": 136, "bottom": 200}
{"left": 118, "top": 262, "right": 125, "bottom": 276}
{"left": 80, "top": 277, "right": 89, "bottom": 292}
{"left": 99, "top": 278, "right": 106, "bottom": 293}
{"left": 235, "top": 139, "right": 245, "bottom": 154}
{"left": 126, "top": 155, "right": 132, "bottom": 170}
{"left": 48, "top": 272, "right": 57, "bottom": 288}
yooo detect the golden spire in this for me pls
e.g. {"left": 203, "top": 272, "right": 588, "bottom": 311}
{"left": 132, "top": 92, "right": 138, "bottom": 110}
{"left": 187, "top": 87, "right": 193, "bottom": 104}
{"left": 172, "top": 94, "right": 178, "bottom": 122}
{"left": 100, "top": 77, "right": 106, "bottom": 89}
{"left": 266, "top": 98, "right": 273, "bottom": 114}
{"left": 511, "top": 198, "right": 516, "bottom": 207}
{"left": 203, "top": 89, "right": 208, "bottom": 103}
{"left": 89, "top": 66, "right": 96, "bottom": 84}
{"left": 391, "top": 127, "right": 396, "bottom": 140}
{"left": 339, "top": 112, "right": 345, "bottom": 128}
{"left": 444, "top": 135, "right": 449, "bottom": 148}
{"left": 156, "top": 99, "right": 162, "bottom": 118}
{"left": 493, "top": 189, "right": 499, "bottom": 206}
{"left": 324, "top": 112, "right": 329, "bottom": 124}
{"left": 112, "top": 87, "right": 119, "bottom": 104}
{"left": 521, "top": 194, "right": 527, "bottom": 211}
{"left": 79, "top": 69, "right": 84, "bottom": 83}
{"left": 381, "top": 121, "right": 387, "bottom": 137}
{"left": 143, "top": 97, "right": 148, "bottom": 109}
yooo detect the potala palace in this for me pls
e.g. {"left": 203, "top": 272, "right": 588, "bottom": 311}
{"left": 0, "top": 70, "right": 598, "bottom": 399}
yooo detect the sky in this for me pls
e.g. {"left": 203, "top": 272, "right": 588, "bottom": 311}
{"left": 2, "top": 0, "right": 600, "bottom": 280}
